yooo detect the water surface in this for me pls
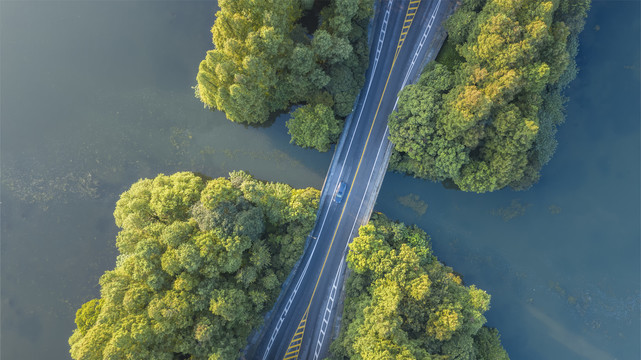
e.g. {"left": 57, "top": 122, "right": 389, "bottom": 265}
{"left": 376, "top": 2, "right": 640, "bottom": 358}
{"left": 1, "top": 1, "right": 638, "bottom": 359}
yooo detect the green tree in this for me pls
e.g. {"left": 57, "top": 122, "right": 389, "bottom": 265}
{"left": 195, "top": 0, "right": 373, "bottom": 150}
{"left": 389, "top": 0, "right": 591, "bottom": 192}
{"left": 287, "top": 104, "right": 343, "bottom": 151}
{"left": 73, "top": 299, "right": 103, "bottom": 336}
{"left": 69, "top": 171, "right": 319, "bottom": 360}
{"left": 330, "top": 213, "right": 510, "bottom": 360}
{"left": 474, "top": 327, "right": 510, "bottom": 360}
{"left": 196, "top": 0, "right": 301, "bottom": 124}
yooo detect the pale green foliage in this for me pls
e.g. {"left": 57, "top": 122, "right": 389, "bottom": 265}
{"left": 330, "top": 213, "right": 509, "bottom": 359}
{"left": 70, "top": 171, "right": 319, "bottom": 360}
{"left": 389, "top": 0, "right": 591, "bottom": 192}
{"left": 196, "top": 0, "right": 301, "bottom": 124}
{"left": 195, "top": 0, "right": 373, "bottom": 149}
{"left": 74, "top": 299, "right": 103, "bottom": 336}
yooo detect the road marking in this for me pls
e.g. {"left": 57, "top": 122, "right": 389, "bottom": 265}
{"left": 343, "top": 0, "right": 442, "bottom": 254}
{"left": 261, "top": 3, "right": 394, "bottom": 358}
{"left": 282, "top": 308, "right": 309, "bottom": 360}
{"left": 313, "top": 123, "right": 390, "bottom": 360}
{"left": 332, "top": 0, "right": 392, "bottom": 189}
{"left": 281, "top": 1, "right": 422, "bottom": 358}
{"left": 310, "top": 1, "right": 444, "bottom": 357}
{"left": 395, "top": 0, "right": 421, "bottom": 58}
{"left": 313, "top": 259, "right": 346, "bottom": 359}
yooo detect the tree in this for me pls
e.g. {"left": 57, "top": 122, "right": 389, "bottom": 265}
{"left": 287, "top": 104, "right": 343, "bottom": 151}
{"left": 70, "top": 171, "right": 320, "bottom": 360}
{"left": 196, "top": 0, "right": 300, "bottom": 124}
{"left": 474, "top": 327, "right": 510, "bottom": 360}
{"left": 389, "top": 0, "right": 591, "bottom": 192}
{"left": 195, "top": 0, "right": 373, "bottom": 150}
{"left": 330, "top": 213, "right": 510, "bottom": 359}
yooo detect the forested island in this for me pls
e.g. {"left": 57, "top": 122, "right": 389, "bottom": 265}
{"left": 68, "top": 172, "right": 320, "bottom": 359}
{"left": 196, "top": 0, "right": 591, "bottom": 192}
{"left": 69, "top": 172, "right": 510, "bottom": 359}
{"left": 388, "top": 0, "right": 591, "bottom": 192}
{"left": 195, "top": 0, "right": 373, "bottom": 152}
{"left": 66, "top": 0, "right": 594, "bottom": 358}
{"left": 329, "top": 214, "right": 509, "bottom": 359}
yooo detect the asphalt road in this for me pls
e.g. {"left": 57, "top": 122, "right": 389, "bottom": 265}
{"left": 247, "top": 1, "right": 455, "bottom": 359}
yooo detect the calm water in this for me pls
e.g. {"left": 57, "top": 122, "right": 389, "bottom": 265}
{"left": 1, "top": 1, "right": 638, "bottom": 359}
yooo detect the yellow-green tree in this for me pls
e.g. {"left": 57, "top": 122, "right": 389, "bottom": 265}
{"left": 389, "top": 0, "right": 591, "bottom": 192}
{"left": 195, "top": 0, "right": 373, "bottom": 149}
{"left": 196, "top": 0, "right": 302, "bottom": 124}
{"left": 69, "top": 171, "right": 319, "bottom": 360}
{"left": 330, "top": 213, "right": 509, "bottom": 359}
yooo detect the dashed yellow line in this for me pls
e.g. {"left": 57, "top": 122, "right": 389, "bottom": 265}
{"left": 281, "top": 2, "right": 421, "bottom": 358}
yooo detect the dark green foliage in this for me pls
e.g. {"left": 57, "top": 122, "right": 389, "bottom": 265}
{"left": 389, "top": 0, "right": 591, "bottom": 192}
{"left": 388, "top": 63, "right": 467, "bottom": 182}
{"left": 329, "top": 213, "right": 509, "bottom": 359}
{"left": 69, "top": 172, "right": 319, "bottom": 360}
{"left": 195, "top": 0, "right": 373, "bottom": 150}
{"left": 434, "top": 37, "right": 464, "bottom": 71}
{"left": 474, "top": 327, "right": 510, "bottom": 360}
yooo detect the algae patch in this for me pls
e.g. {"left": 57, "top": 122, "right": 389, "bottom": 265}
{"left": 397, "top": 193, "right": 428, "bottom": 216}
{"left": 491, "top": 199, "right": 531, "bottom": 221}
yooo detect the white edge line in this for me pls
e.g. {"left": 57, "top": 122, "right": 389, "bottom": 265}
{"left": 261, "top": 3, "right": 393, "bottom": 359}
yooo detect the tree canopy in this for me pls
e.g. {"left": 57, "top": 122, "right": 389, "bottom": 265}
{"left": 287, "top": 103, "right": 343, "bottom": 151}
{"left": 329, "top": 213, "right": 510, "bottom": 360}
{"left": 388, "top": 0, "right": 591, "bottom": 192}
{"left": 69, "top": 171, "right": 319, "bottom": 360}
{"left": 195, "top": 0, "right": 373, "bottom": 152}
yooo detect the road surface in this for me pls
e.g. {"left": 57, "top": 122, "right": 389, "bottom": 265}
{"left": 246, "top": 1, "right": 455, "bottom": 358}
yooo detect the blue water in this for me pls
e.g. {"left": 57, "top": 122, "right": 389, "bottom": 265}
{"left": 376, "top": 2, "right": 641, "bottom": 358}
{"left": 1, "top": 1, "right": 638, "bottom": 359}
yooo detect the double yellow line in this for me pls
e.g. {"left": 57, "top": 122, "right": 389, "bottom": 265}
{"left": 281, "top": 2, "right": 421, "bottom": 359}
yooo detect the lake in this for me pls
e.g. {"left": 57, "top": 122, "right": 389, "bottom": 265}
{"left": 1, "top": 1, "right": 638, "bottom": 359}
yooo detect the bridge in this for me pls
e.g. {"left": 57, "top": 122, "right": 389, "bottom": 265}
{"left": 246, "top": 0, "right": 457, "bottom": 358}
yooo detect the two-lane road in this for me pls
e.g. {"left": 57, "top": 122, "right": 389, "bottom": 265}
{"left": 247, "top": 1, "right": 455, "bottom": 359}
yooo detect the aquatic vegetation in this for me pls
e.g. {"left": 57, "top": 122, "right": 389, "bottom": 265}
{"left": 548, "top": 204, "right": 562, "bottom": 214}
{"left": 1, "top": 162, "right": 99, "bottom": 209}
{"left": 491, "top": 199, "right": 531, "bottom": 221}
{"left": 397, "top": 193, "right": 428, "bottom": 216}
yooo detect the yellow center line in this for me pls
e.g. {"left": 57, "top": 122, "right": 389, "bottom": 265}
{"left": 281, "top": 2, "right": 421, "bottom": 358}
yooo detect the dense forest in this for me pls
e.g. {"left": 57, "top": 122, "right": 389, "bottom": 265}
{"left": 195, "top": 0, "right": 373, "bottom": 152}
{"left": 330, "top": 213, "right": 510, "bottom": 359}
{"left": 68, "top": 172, "right": 319, "bottom": 359}
{"left": 388, "top": 0, "right": 591, "bottom": 192}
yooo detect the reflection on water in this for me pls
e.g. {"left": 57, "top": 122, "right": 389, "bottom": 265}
{"left": 525, "top": 304, "right": 617, "bottom": 360}
{"left": 0, "top": 1, "right": 638, "bottom": 360}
